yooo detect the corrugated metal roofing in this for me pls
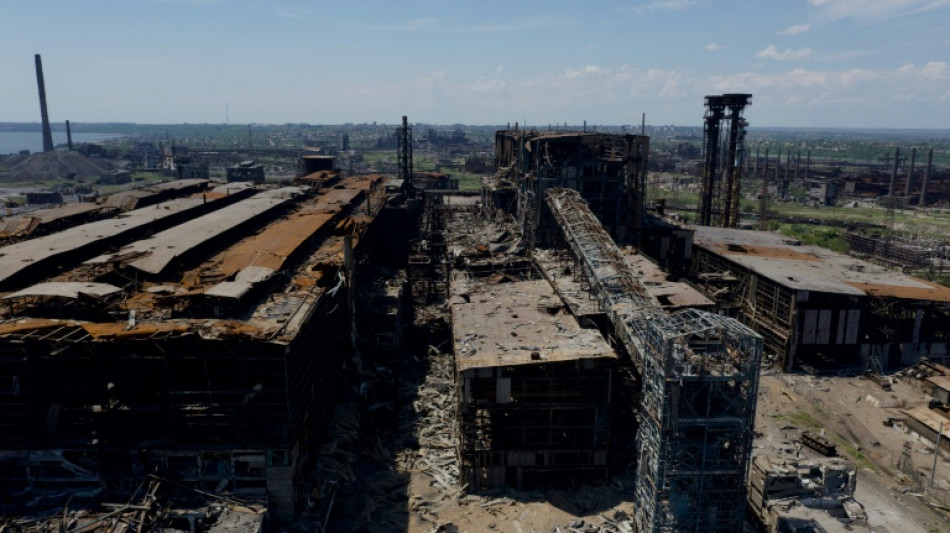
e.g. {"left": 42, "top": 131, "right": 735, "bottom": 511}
{"left": 693, "top": 226, "right": 950, "bottom": 301}
{"left": 3, "top": 281, "right": 122, "bottom": 299}
{"left": 0, "top": 197, "right": 206, "bottom": 285}
{"left": 121, "top": 188, "right": 299, "bottom": 275}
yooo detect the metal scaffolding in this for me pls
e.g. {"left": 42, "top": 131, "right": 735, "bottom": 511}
{"left": 699, "top": 94, "right": 751, "bottom": 228}
{"left": 545, "top": 188, "right": 763, "bottom": 533}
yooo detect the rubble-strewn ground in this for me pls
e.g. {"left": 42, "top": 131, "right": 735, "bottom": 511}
{"left": 316, "top": 303, "right": 638, "bottom": 533}
{"left": 315, "top": 299, "right": 950, "bottom": 533}
{"left": 754, "top": 370, "right": 950, "bottom": 533}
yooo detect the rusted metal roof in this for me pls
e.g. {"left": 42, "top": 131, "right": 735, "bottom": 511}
{"left": 622, "top": 248, "right": 714, "bottom": 309}
{"left": 118, "top": 188, "right": 300, "bottom": 275}
{"left": 926, "top": 375, "right": 950, "bottom": 392}
{"left": 204, "top": 266, "right": 275, "bottom": 299}
{"left": 3, "top": 281, "right": 122, "bottom": 300}
{"left": 694, "top": 226, "right": 950, "bottom": 301}
{"left": 33, "top": 202, "right": 111, "bottom": 223}
{"left": 0, "top": 197, "right": 207, "bottom": 285}
{"left": 452, "top": 279, "right": 615, "bottom": 372}
{"left": 843, "top": 280, "right": 950, "bottom": 302}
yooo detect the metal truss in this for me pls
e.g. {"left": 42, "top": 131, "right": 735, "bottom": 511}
{"left": 546, "top": 188, "right": 763, "bottom": 533}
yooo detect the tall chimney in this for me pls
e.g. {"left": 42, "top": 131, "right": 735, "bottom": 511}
{"left": 888, "top": 147, "right": 900, "bottom": 197}
{"left": 65, "top": 120, "right": 73, "bottom": 151}
{"left": 904, "top": 147, "right": 916, "bottom": 197}
{"left": 35, "top": 54, "right": 54, "bottom": 152}
{"left": 920, "top": 148, "right": 934, "bottom": 207}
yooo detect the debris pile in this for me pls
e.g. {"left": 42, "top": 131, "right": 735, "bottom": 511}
{"left": 0, "top": 151, "right": 113, "bottom": 182}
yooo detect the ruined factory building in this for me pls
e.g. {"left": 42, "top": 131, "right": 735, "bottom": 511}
{"left": 690, "top": 226, "right": 950, "bottom": 371}
{"left": 451, "top": 278, "right": 616, "bottom": 489}
{"left": 0, "top": 174, "right": 389, "bottom": 522}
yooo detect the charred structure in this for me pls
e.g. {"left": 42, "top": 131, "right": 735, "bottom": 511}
{"left": 544, "top": 189, "right": 762, "bottom": 532}
{"left": 698, "top": 94, "right": 751, "bottom": 228}
{"left": 689, "top": 226, "right": 950, "bottom": 371}
{"left": 0, "top": 175, "right": 389, "bottom": 522}
{"left": 492, "top": 129, "right": 649, "bottom": 245}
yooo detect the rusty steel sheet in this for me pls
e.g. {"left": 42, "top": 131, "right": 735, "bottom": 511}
{"left": 844, "top": 280, "right": 950, "bottom": 302}
{"left": 712, "top": 242, "right": 822, "bottom": 262}
{"left": 80, "top": 321, "right": 191, "bottom": 339}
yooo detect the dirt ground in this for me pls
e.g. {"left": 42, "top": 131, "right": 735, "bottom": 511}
{"left": 754, "top": 370, "right": 950, "bottom": 533}
{"left": 323, "top": 338, "right": 950, "bottom": 532}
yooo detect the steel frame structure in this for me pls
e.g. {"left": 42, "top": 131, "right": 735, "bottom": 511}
{"left": 546, "top": 188, "right": 763, "bottom": 532}
{"left": 699, "top": 94, "right": 751, "bottom": 228}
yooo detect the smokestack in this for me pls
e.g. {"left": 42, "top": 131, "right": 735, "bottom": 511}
{"left": 35, "top": 54, "right": 54, "bottom": 152}
{"left": 904, "top": 147, "right": 916, "bottom": 197}
{"left": 65, "top": 120, "right": 73, "bottom": 151}
{"left": 920, "top": 148, "right": 934, "bottom": 207}
{"left": 888, "top": 147, "right": 900, "bottom": 197}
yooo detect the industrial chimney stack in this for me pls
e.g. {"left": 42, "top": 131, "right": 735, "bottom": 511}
{"left": 34, "top": 54, "right": 55, "bottom": 153}
{"left": 66, "top": 120, "right": 73, "bottom": 151}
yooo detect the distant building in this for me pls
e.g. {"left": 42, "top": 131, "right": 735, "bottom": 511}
{"left": 97, "top": 169, "right": 132, "bottom": 185}
{"left": 178, "top": 161, "right": 210, "bottom": 180}
{"left": 300, "top": 155, "right": 335, "bottom": 176}
{"left": 24, "top": 191, "right": 63, "bottom": 205}
{"left": 411, "top": 171, "right": 457, "bottom": 190}
{"left": 227, "top": 160, "right": 265, "bottom": 183}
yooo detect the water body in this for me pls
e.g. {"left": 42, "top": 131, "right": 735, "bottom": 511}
{"left": 0, "top": 131, "right": 124, "bottom": 156}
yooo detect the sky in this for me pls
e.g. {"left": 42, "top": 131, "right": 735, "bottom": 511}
{"left": 1, "top": 0, "right": 948, "bottom": 128}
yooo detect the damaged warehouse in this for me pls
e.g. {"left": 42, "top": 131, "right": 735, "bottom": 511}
{"left": 688, "top": 226, "right": 950, "bottom": 370}
{"left": 408, "top": 125, "right": 763, "bottom": 531}
{"left": 0, "top": 174, "right": 390, "bottom": 523}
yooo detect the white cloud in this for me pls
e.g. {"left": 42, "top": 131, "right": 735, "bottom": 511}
{"left": 465, "top": 15, "right": 575, "bottom": 33}
{"left": 756, "top": 45, "right": 813, "bottom": 61}
{"left": 817, "top": 49, "right": 871, "bottom": 61}
{"left": 548, "top": 65, "right": 689, "bottom": 103}
{"left": 705, "top": 42, "right": 727, "bottom": 51}
{"left": 807, "top": 0, "right": 950, "bottom": 23}
{"left": 616, "top": 0, "right": 702, "bottom": 14}
{"left": 293, "top": 61, "right": 947, "bottom": 127}
{"left": 706, "top": 62, "right": 948, "bottom": 109}
{"left": 562, "top": 65, "right": 605, "bottom": 79}
{"left": 642, "top": 0, "right": 698, "bottom": 9}
{"left": 778, "top": 23, "right": 811, "bottom": 35}
{"left": 378, "top": 15, "right": 573, "bottom": 33}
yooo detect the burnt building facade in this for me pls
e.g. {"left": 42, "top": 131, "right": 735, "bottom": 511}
{"left": 0, "top": 176, "right": 389, "bottom": 521}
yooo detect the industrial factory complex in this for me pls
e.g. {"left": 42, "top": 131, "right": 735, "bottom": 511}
{"left": 2, "top": 59, "right": 950, "bottom": 533}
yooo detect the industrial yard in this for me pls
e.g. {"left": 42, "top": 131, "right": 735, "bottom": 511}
{"left": 1, "top": 46, "right": 950, "bottom": 533}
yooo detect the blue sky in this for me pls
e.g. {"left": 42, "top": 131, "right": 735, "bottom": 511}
{"left": 1, "top": 0, "right": 948, "bottom": 128}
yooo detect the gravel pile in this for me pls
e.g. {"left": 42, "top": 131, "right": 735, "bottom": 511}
{"left": 0, "top": 150, "right": 113, "bottom": 182}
